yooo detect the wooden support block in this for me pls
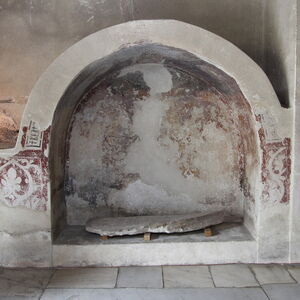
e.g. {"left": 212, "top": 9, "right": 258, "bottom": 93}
{"left": 204, "top": 228, "right": 213, "bottom": 237}
{"left": 100, "top": 235, "right": 108, "bottom": 240}
{"left": 144, "top": 232, "right": 151, "bottom": 241}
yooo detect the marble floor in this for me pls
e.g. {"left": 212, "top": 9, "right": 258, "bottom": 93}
{"left": 0, "top": 264, "right": 300, "bottom": 299}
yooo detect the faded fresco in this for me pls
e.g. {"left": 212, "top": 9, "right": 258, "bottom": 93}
{"left": 64, "top": 53, "right": 259, "bottom": 225}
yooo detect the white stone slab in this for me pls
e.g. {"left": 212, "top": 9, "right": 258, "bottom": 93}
{"left": 117, "top": 266, "right": 163, "bottom": 288}
{"left": 287, "top": 265, "right": 300, "bottom": 283}
{"left": 40, "top": 288, "right": 269, "bottom": 300}
{"left": 210, "top": 264, "right": 259, "bottom": 287}
{"left": 263, "top": 284, "right": 300, "bottom": 300}
{"left": 163, "top": 266, "right": 214, "bottom": 288}
{"left": 86, "top": 212, "right": 224, "bottom": 236}
{"left": 48, "top": 268, "right": 118, "bottom": 288}
{"left": 250, "top": 265, "right": 295, "bottom": 285}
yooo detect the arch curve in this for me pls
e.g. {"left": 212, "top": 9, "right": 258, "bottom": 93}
{"left": 20, "top": 20, "right": 288, "bottom": 139}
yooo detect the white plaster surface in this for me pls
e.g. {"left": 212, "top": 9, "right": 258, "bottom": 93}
{"left": 295, "top": 26, "right": 300, "bottom": 255}
{"left": 210, "top": 264, "right": 259, "bottom": 287}
{"left": 0, "top": 204, "right": 51, "bottom": 267}
{"left": 117, "top": 266, "right": 163, "bottom": 288}
{"left": 291, "top": 173, "right": 300, "bottom": 262}
{"left": 163, "top": 266, "right": 214, "bottom": 288}
{"left": 0, "top": 231, "right": 51, "bottom": 267}
{"left": 48, "top": 268, "right": 118, "bottom": 288}
{"left": 257, "top": 205, "right": 290, "bottom": 263}
{"left": 0, "top": 202, "right": 50, "bottom": 234}
{"left": 251, "top": 265, "right": 295, "bottom": 285}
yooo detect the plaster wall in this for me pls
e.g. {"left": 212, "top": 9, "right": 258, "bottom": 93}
{"left": 264, "top": 0, "right": 297, "bottom": 108}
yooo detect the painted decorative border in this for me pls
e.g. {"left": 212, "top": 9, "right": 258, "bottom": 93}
{"left": 0, "top": 125, "right": 50, "bottom": 211}
{"left": 257, "top": 115, "right": 291, "bottom": 204}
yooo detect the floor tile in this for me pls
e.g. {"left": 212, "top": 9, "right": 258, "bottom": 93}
{"left": 250, "top": 265, "right": 295, "bottom": 285}
{"left": 163, "top": 266, "right": 214, "bottom": 288}
{"left": 263, "top": 284, "right": 300, "bottom": 300}
{"left": 48, "top": 268, "right": 118, "bottom": 288}
{"left": 0, "top": 268, "right": 54, "bottom": 288}
{"left": 117, "top": 266, "right": 163, "bottom": 288}
{"left": 287, "top": 265, "right": 300, "bottom": 282}
{"left": 0, "top": 283, "right": 42, "bottom": 299}
{"left": 41, "top": 288, "right": 268, "bottom": 300}
{"left": 210, "top": 264, "right": 259, "bottom": 287}
{"left": 0, "top": 268, "right": 53, "bottom": 298}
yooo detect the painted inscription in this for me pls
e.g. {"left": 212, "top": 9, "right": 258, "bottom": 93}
{"left": 25, "top": 121, "right": 43, "bottom": 149}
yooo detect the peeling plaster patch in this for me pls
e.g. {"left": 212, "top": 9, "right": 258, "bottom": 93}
{"left": 108, "top": 180, "right": 195, "bottom": 216}
{"left": 119, "top": 63, "right": 173, "bottom": 96}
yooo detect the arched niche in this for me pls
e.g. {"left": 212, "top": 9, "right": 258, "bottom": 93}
{"left": 7, "top": 20, "right": 290, "bottom": 241}
{"left": 51, "top": 43, "right": 259, "bottom": 235}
